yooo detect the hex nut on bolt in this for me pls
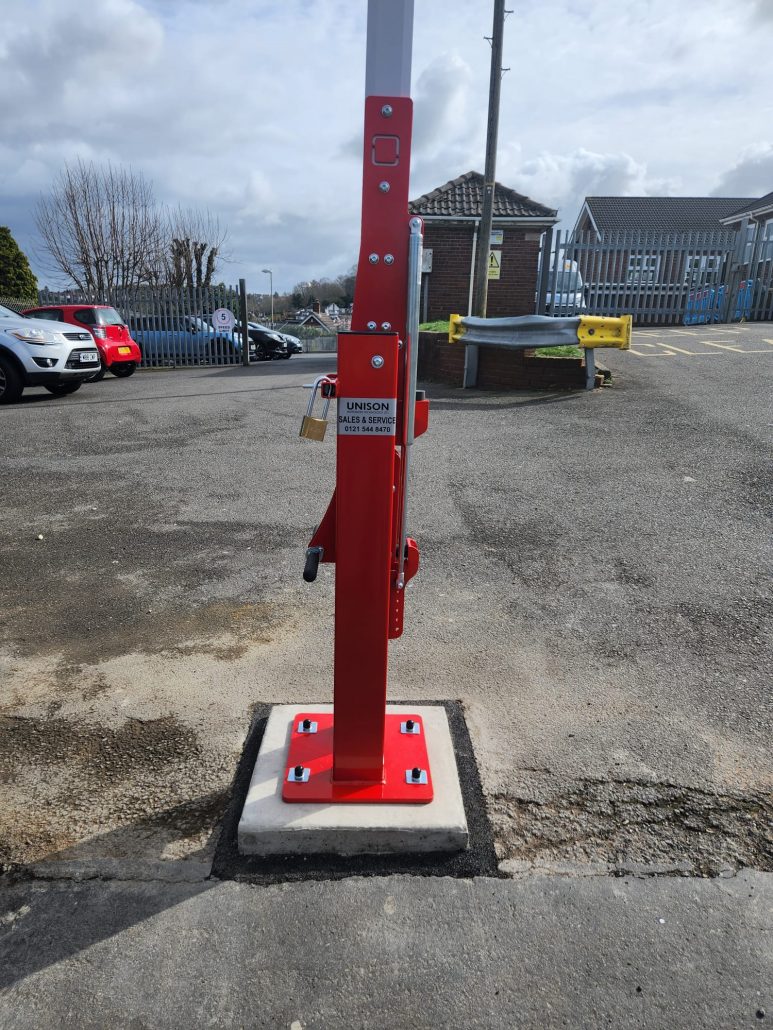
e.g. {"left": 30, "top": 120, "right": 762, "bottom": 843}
{"left": 371, "top": 355, "right": 385, "bottom": 369}
{"left": 379, "top": 181, "right": 390, "bottom": 193}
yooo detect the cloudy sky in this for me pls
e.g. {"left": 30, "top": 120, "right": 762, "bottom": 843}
{"left": 2, "top": 0, "right": 772, "bottom": 292}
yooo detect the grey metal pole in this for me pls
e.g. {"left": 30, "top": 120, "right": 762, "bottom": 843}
{"left": 397, "top": 217, "right": 423, "bottom": 590}
{"left": 585, "top": 346, "right": 596, "bottom": 390}
{"left": 536, "top": 226, "right": 553, "bottom": 314}
{"left": 239, "top": 278, "right": 250, "bottom": 366}
{"left": 262, "top": 268, "right": 273, "bottom": 326}
{"left": 464, "top": 0, "right": 507, "bottom": 389}
{"left": 366, "top": 0, "right": 414, "bottom": 97}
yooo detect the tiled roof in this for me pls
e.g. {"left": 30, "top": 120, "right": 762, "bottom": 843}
{"left": 722, "top": 190, "right": 773, "bottom": 222}
{"left": 409, "top": 171, "right": 556, "bottom": 220}
{"left": 583, "top": 196, "right": 756, "bottom": 233}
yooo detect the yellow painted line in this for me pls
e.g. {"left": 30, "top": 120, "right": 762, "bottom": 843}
{"left": 763, "top": 339, "right": 773, "bottom": 347}
{"left": 656, "top": 343, "right": 699, "bottom": 355}
{"left": 703, "top": 341, "right": 745, "bottom": 353}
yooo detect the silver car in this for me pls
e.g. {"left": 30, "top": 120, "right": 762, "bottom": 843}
{"left": 0, "top": 303, "right": 99, "bottom": 403}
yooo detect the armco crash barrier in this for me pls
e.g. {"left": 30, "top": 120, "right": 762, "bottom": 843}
{"left": 449, "top": 313, "right": 632, "bottom": 390}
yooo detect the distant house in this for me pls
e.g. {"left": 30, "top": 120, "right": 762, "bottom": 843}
{"left": 718, "top": 191, "right": 773, "bottom": 318}
{"left": 560, "top": 197, "right": 758, "bottom": 322}
{"left": 719, "top": 190, "right": 773, "bottom": 264}
{"left": 282, "top": 305, "right": 341, "bottom": 333}
{"left": 409, "top": 171, "right": 557, "bottom": 321}
{"left": 575, "top": 196, "right": 756, "bottom": 237}
{"left": 574, "top": 196, "right": 754, "bottom": 288}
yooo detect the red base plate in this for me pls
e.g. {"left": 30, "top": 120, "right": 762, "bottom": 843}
{"left": 282, "top": 713, "right": 433, "bottom": 804}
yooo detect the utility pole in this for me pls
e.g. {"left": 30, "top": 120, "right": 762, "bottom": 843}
{"left": 464, "top": 0, "right": 507, "bottom": 389}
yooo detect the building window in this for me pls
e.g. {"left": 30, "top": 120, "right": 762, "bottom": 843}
{"left": 626, "top": 254, "right": 660, "bottom": 284}
{"left": 684, "top": 254, "right": 721, "bottom": 285}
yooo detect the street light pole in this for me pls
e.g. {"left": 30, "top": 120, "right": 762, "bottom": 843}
{"left": 262, "top": 268, "right": 273, "bottom": 325}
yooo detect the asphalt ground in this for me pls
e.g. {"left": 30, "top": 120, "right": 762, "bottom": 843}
{"left": 1, "top": 325, "right": 771, "bottom": 1027}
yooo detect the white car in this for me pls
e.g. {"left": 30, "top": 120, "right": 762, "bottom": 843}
{"left": 0, "top": 303, "right": 99, "bottom": 403}
{"left": 538, "top": 260, "right": 588, "bottom": 316}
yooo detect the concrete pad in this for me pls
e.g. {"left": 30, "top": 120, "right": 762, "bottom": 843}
{"left": 237, "top": 705, "right": 469, "bottom": 855}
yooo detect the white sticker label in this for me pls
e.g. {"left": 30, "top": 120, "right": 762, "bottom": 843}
{"left": 337, "top": 397, "right": 396, "bottom": 436}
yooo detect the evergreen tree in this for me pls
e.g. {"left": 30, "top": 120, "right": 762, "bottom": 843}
{"left": 0, "top": 227, "right": 38, "bottom": 299}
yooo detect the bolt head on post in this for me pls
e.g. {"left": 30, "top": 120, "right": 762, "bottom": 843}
{"left": 379, "top": 181, "right": 391, "bottom": 193}
{"left": 384, "top": 254, "right": 395, "bottom": 264}
{"left": 366, "top": 321, "right": 377, "bottom": 330}
{"left": 371, "top": 355, "right": 385, "bottom": 369}
{"left": 381, "top": 104, "right": 393, "bottom": 117}
{"left": 369, "top": 253, "right": 380, "bottom": 264}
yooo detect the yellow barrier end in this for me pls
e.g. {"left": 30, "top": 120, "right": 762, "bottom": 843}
{"left": 449, "top": 313, "right": 464, "bottom": 344}
{"left": 578, "top": 314, "right": 632, "bottom": 350}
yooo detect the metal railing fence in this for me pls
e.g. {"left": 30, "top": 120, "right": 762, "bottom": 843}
{"left": 537, "top": 229, "right": 773, "bottom": 326}
{"left": 34, "top": 283, "right": 246, "bottom": 367}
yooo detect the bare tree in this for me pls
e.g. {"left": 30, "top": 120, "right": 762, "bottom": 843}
{"left": 163, "top": 207, "right": 227, "bottom": 289}
{"left": 35, "top": 160, "right": 165, "bottom": 294}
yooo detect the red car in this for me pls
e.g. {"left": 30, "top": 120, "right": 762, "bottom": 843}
{"left": 22, "top": 304, "right": 142, "bottom": 379}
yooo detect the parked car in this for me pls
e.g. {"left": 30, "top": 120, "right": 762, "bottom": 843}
{"left": 22, "top": 304, "right": 142, "bottom": 379}
{"left": 281, "top": 332, "right": 303, "bottom": 357}
{"left": 0, "top": 303, "right": 99, "bottom": 403}
{"left": 537, "top": 260, "right": 588, "bottom": 316}
{"left": 233, "top": 321, "right": 288, "bottom": 360}
{"left": 128, "top": 315, "right": 247, "bottom": 365}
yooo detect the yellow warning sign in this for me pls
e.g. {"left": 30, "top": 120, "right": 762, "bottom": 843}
{"left": 488, "top": 249, "right": 501, "bottom": 280}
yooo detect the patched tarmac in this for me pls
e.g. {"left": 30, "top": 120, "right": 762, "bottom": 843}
{"left": 1, "top": 339, "right": 771, "bottom": 1027}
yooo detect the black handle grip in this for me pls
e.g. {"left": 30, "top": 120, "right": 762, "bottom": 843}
{"left": 303, "top": 546, "right": 324, "bottom": 583}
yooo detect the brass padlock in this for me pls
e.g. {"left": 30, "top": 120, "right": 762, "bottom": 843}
{"left": 299, "top": 375, "right": 334, "bottom": 441}
{"left": 299, "top": 415, "right": 328, "bottom": 441}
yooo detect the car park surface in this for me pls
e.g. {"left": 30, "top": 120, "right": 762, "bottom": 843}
{"left": 0, "top": 337, "right": 770, "bottom": 1027}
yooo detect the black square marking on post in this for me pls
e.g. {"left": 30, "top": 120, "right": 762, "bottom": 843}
{"left": 210, "top": 700, "right": 502, "bottom": 884}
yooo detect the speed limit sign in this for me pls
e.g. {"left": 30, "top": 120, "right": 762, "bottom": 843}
{"left": 212, "top": 307, "right": 236, "bottom": 332}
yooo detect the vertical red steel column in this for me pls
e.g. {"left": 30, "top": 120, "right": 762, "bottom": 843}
{"left": 332, "top": 333, "right": 399, "bottom": 782}
{"left": 328, "top": 32, "right": 414, "bottom": 781}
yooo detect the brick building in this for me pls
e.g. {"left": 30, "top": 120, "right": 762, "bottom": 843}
{"left": 408, "top": 171, "right": 557, "bottom": 322}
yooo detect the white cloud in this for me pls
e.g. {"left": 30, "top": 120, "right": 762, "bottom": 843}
{"left": 501, "top": 148, "right": 678, "bottom": 226}
{"left": 711, "top": 143, "right": 773, "bottom": 197}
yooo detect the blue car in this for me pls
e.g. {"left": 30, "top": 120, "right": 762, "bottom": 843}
{"left": 128, "top": 315, "right": 249, "bottom": 365}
